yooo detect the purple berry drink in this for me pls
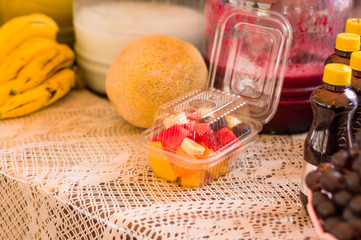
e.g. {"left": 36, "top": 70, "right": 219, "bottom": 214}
{"left": 204, "top": 0, "right": 352, "bottom": 134}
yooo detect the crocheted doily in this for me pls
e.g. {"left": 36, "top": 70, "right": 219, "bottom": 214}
{"left": 0, "top": 90, "right": 317, "bottom": 239}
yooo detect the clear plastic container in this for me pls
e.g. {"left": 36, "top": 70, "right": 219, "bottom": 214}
{"left": 141, "top": 5, "right": 292, "bottom": 187}
{"left": 142, "top": 89, "right": 261, "bottom": 187}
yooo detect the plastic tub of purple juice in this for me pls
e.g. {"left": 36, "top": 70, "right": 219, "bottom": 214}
{"left": 204, "top": 0, "right": 352, "bottom": 134}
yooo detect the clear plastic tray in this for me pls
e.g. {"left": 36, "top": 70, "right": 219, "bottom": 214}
{"left": 141, "top": 88, "right": 261, "bottom": 187}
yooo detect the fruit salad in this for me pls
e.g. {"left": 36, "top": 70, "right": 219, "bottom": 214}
{"left": 143, "top": 89, "right": 262, "bottom": 187}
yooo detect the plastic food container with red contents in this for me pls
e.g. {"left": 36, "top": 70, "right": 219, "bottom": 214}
{"left": 141, "top": 4, "right": 292, "bottom": 187}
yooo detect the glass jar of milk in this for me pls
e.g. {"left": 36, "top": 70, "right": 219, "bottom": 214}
{"left": 73, "top": 0, "right": 205, "bottom": 94}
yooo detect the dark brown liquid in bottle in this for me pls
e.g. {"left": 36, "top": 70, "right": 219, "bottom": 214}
{"left": 300, "top": 84, "right": 357, "bottom": 206}
{"left": 324, "top": 50, "right": 352, "bottom": 66}
{"left": 352, "top": 70, "right": 361, "bottom": 138}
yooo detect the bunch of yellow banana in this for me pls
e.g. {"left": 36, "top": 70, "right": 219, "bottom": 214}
{"left": 0, "top": 13, "right": 78, "bottom": 119}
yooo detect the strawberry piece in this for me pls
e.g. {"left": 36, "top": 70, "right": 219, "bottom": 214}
{"left": 193, "top": 123, "right": 210, "bottom": 136}
{"left": 193, "top": 123, "right": 219, "bottom": 151}
{"left": 181, "top": 124, "right": 199, "bottom": 142}
{"left": 216, "top": 127, "right": 239, "bottom": 148}
{"left": 152, "top": 125, "right": 190, "bottom": 151}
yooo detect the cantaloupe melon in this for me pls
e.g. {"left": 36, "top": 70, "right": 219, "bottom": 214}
{"left": 106, "top": 34, "right": 208, "bottom": 128}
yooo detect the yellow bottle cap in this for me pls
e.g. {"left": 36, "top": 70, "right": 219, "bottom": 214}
{"left": 335, "top": 33, "right": 360, "bottom": 52}
{"left": 345, "top": 18, "right": 361, "bottom": 36}
{"left": 323, "top": 63, "right": 351, "bottom": 86}
{"left": 350, "top": 51, "right": 361, "bottom": 72}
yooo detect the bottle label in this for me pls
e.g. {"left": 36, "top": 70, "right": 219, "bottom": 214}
{"left": 352, "top": 70, "right": 361, "bottom": 78}
{"left": 300, "top": 160, "right": 317, "bottom": 196}
{"left": 338, "top": 113, "right": 349, "bottom": 150}
{"left": 335, "top": 49, "right": 350, "bottom": 57}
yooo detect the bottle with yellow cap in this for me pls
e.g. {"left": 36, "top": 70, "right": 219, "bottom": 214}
{"left": 300, "top": 63, "right": 357, "bottom": 206}
{"left": 345, "top": 18, "right": 361, "bottom": 37}
{"left": 350, "top": 51, "right": 361, "bottom": 138}
{"left": 324, "top": 33, "right": 360, "bottom": 66}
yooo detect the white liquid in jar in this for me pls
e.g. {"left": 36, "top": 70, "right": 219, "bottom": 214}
{"left": 74, "top": 2, "right": 204, "bottom": 94}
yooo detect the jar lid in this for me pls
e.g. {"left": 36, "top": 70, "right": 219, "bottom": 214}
{"left": 335, "top": 33, "right": 360, "bottom": 52}
{"left": 345, "top": 18, "right": 361, "bottom": 37}
{"left": 350, "top": 51, "right": 361, "bottom": 72}
{"left": 207, "top": 4, "right": 292, "bottom": 124}
{"left": 323, "top": 63, "right": 351, "bottom": 86}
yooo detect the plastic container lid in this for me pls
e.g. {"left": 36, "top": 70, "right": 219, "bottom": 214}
{"left": 208, "top": 3, "right": 292, "bottom": 124}
{"left": 350, "top": 51, "right": 361, "bottom": 72}
{"left": 335, "top": 33, "right": 360, "bottom": 52}
{"left": 345, "top": 18, "right": 361, "bottom": 36}
{"left": 323, "top": 63, "right": 351, "bottom": 86}
{"left": 148, "top": 88, "right": 262, "bottom": 158}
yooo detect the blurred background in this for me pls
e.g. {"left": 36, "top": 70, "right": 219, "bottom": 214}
{"left": 354, "top": 0, "right": 361, "bottom": 17}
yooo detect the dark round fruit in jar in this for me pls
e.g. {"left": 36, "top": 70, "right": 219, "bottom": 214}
{"left": 349, "top": 218, "right": 361, "bottom": 235}
{"left": 323, "top": 216, "right": 342, "bottom": 233}
{"left": 333, "top": 190, "right": 352, "bottom": 209}
{"left": 330, "top": 150, "right": 350, "bottom": 170}
{"left": 349, "top": 195, "right": 361, "bottom": 216}
{"left": 345, "top": 172, "right": 361, "bottom": 194}
{"left": 312, "top": 192, "right": 329, "bottom": 208}
{"left": 232, "top": 123, "right": 250, "bottom": 138}
{"left": 330, "top": 222, "right": 357, "bottom": 240}
{"left": 343, "top": 207, "right": 357, "bottom": 221}
{"left": 320, "top": 170, "right": 344, "bottom": 193}
{"left": 316, "top": 200, "right": 338, "bottom": 219}
{"left": 306, "top": 170, "right": 322, "bottom": 191}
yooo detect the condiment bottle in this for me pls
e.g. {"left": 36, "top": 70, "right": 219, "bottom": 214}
{"left": 300, "top": 63, "right": 358, "bottom": 205}
{"left": 324, "top": 33, "right": 360, "bottom": 66}
{"left": 350, "top": 51, "right": 361, "bottom": 138}
{"left": 345, "top": 18, "right": 361, "bottom": 37}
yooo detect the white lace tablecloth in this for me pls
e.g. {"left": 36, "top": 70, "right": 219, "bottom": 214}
{"left": 0, "top": 89, "right": 317, "bottom": 240}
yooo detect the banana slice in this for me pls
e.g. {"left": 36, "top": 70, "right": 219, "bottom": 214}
{"left": 226, "top": 115, "right": 241, "bottom": 129}
{"left": 181, "top": 138, "right": 205, "bottom": 156}
{"left": 163, "top": 113, "right": 188, "bottom": 129}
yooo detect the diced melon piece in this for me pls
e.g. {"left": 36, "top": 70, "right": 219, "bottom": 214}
{"left": 180, "top": 170, "right": 206, "bottom": 187}
{"left": 208, "top": 161, "right": 231, "bottom": 180}
{"left": 147, "top": 141, "right": 177, "bottom": 181}
{"left": 173, "top": 147, "right": 198, "bottom": 177}
{"left": 200, "top": 144, "right": 230, "bottom": 179}
{"left": 174, "top": 164, "right": 196, "bottom": 177}
{"left": 199, "top": 143, "right": 214, "bottom": 157}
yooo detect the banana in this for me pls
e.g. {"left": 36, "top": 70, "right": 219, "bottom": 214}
{"left": 0, "top": 43, "right": 75, "bottom": 106}
{"left": 0, "top": 13, "right": 58, "bottom": 64}
{"left": 181, "top": 138, "right": 205, "bottom": 156}
{"left": 163, "top": 113, "right": 188, "bottom": 129}
{"left": 0, "top": 37, "right": 58, "bottom": 85}
{"left": 0, "top": 68, "right": 75, "bottom": 119}
{"left": 226, "top": 115, "right": 241, "bottom": 129}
